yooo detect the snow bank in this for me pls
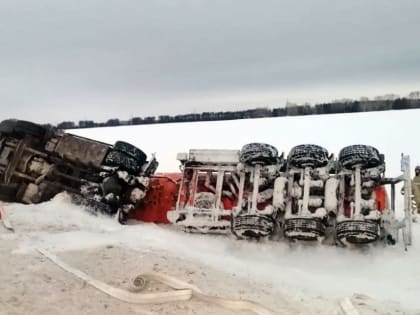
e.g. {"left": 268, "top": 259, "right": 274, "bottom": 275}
{"left": 4, "top": 195, "right": 420, "bottom": 311}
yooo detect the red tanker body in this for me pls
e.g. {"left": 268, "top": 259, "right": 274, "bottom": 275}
{"left": 129, "top": 173, "right": 182, "bottom": 224}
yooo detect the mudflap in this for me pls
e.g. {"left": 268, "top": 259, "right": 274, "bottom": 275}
{"left": 336, "top": 220, "right": 380, "bottom": 244}
{"left": 284, "top": 217, "right": 326, "bottom": 241}
{"left": 231, "top": 214, "right": 275, "bottom": 239}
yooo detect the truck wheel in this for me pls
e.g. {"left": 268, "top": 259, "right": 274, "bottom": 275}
{"left": 0, "top": 119, "right": 16, "bottom": 134}
{"left": 101, "top": 175, "right": 123, "bottom": 195}
{"left": 113, "top": 141, "right": 147, "bottom": 165}
{"left": 231, "top": 214, "right": 276, "bottom": 239}
{"left": 15, "top": 183, "right": 28, "bottom": 202}
{"left": 287, "top": 144, "right": 329, "bottom": 169}
{"left": 103, "top": 150, "right": 142, "bottom": 174}
{"left": 0, "top": 119, "right": 46, "bottom": 138}
{"left": 338, "top": 145, "right": 381, "bottom": 170}
{"left": 240, "top": 143, "right": 278, "bottom": 165}
{"left": 0, "top": 183, "right": 19, "bottom": 202}
{"left": 336, "top": 220, "right": 380, "bottom": 244}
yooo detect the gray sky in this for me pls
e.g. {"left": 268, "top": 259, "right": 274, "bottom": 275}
{"left": 0, "top": 0, "right": 419, "bottom": 124}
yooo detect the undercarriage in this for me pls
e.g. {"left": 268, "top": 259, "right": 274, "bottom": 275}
{"left": 0, "top": 119, "right": 158, "bottom": 223}
{"left": 168, "top": 143, "right": 412, "bottom": 248}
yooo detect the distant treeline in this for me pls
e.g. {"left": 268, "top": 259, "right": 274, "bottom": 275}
{"left": 51, "top": 96, "right": 420, "bottom": 130}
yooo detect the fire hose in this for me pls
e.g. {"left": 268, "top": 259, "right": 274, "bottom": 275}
{"left": 37, "top": 247, "right": 275, "bottom": 315}
{"left": 1, "top": 204, "right": 274, "bottom": 315}
{"left": 1, "top": 204, "right": 364, "bottom": 315}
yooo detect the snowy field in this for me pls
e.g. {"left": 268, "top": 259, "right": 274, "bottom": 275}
{"left": 1, "top": 109, "right": 420, "bottom": 314}
{"left": 2, "top": 195, "right": 420, "bottom": 314}
{"left": 72, "top": 108, "right": 420, "bottom": 177}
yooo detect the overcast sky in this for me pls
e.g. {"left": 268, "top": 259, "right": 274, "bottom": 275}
{"left": 0, "top": 0, "right": 419, "bottom": 124}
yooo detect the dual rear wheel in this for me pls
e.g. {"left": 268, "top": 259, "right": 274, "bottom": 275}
{"left": 103, "top": 141, "right": 147, "bottom": 174}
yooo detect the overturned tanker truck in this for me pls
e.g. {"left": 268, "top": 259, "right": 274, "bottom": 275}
{"left": 166, "top": 143, "right": 413, "bottom": 247}
{"left": 0, "top": 119, "right": 413, "bottom": 247}
{"left": 0, "top": 119, "right": 158, "bottom": 223}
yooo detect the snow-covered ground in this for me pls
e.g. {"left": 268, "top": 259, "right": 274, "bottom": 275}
{"left": 1, "top": 194, "right": 419, "bottom": 314}
{"left": 1, "top": 109, "right": 420, "bottom": 314}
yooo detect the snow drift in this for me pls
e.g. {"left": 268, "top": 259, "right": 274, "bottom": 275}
{"left": 3, "top": 192, "right": 420, "bottom": 311}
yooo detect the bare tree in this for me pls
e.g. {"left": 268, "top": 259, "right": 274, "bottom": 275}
{"left": 408, "top": 91, "right": 420, "bottom": 99}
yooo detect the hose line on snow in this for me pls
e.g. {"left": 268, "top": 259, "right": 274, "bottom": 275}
{"left": 37, "top": 248, "right": 275, "bottom": 315}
